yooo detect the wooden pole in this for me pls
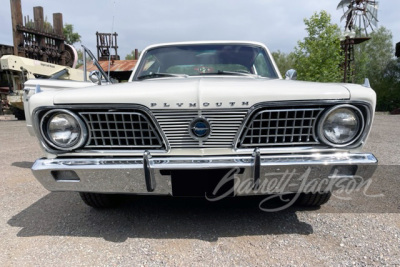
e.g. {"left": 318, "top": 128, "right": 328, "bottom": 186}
{"left": 33, "top": 6, "right": 44, "bottom": 31}
{"left": 53, "top": 13, "right": 65, "bottom": 65}
{"left": 33, "top": 6, "right": 46, "bottom": 61}
{"left": 53, "top": 13, "right": 63, "bottom": 35}
{"left": 10, "top": 0, "right": 24, "bottom": 56}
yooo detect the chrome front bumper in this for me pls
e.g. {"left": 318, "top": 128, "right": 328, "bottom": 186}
{"left": 31, "top": 152, "right": 378, "bottom": 196}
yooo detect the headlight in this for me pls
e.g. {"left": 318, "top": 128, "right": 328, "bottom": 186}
{"left": 318, "top": 105, "right": 364, "bottom": 147}
{"left": 40, "top": 110, "right": 87, "bottom": 151}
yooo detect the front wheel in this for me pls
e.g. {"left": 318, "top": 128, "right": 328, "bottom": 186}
{"left": 296, "top": 192, "right": 331, "bottom": 207}
{"left": 79, "top": 192, "right": 121, "bottom": 208}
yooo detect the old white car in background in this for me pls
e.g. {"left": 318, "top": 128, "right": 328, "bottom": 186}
{"left": 25, "top": 41, "right": 377, "bottom": 209}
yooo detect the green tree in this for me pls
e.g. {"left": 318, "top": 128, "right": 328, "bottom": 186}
{"left": 125, "top": 50, "right": 141, "bottom": 60}
{"left": 375, "top": 59, "right": 400, "bottom": 111}
{"left": 353, "top": 27, "right": 397, "bottom": 111}
{"left": 75, "top": 49, "right": 93, "bottom": 68}
{"left": 271, "top": 50, "right": 296, "bottom": 77}
{"left": 24, "top": 16, "right": 53, "bottom": 32}
{"left": 293, "top": 11, "right": 342, "bottom": 82}
{"left": 63, "top": 23, "right": 81, "bottom": 45}
{"left": 44, "top": 19, "right": 53, "bottom": 32}
{"left": 354, "top": 26, "right": 394, "bottom": 84}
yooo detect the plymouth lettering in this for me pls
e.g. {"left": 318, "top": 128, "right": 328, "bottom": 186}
{"left": 149, "top": 102, "right": 250, "bottom": 108}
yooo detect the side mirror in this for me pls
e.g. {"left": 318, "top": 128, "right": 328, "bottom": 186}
{"left": 285, "top": 69, "right": 297, "bottom": 80}
{"left": 89, "top": 70, "right": 102, "bottom": 85}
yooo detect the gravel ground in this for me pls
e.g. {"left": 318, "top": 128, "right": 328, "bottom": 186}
{"left": 0, "top": 115, "right": 399, "bottom": 266}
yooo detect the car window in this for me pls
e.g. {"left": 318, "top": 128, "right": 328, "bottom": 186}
{"left": 166, "top": 64, "right": 249, "bottom": 75}
{"left": 254, "top": 53, "right": 271, "bottom": 77}
{"left": 141, "top": 56, "right": 160, "bottom": 74}
{"left": 135, "top": 44, "right": 279, "bottom": 80}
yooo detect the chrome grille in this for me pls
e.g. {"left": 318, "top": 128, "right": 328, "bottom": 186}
{"left": 152, "top": 110, "right": 248, "bottom": 148}
{"left": 238, "top": 108, "right": 324, "bottom": 147}
{"left": 80, "top": 112, "right": 164, "bottom": 149}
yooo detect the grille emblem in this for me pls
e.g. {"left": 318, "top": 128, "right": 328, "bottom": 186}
{"left": 189, "top": 118, "right": 211, "bottom": 140}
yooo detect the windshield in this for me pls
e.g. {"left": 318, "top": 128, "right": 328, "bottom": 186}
{"left": 134, "top": 44, "right": 279, "bottom": 80}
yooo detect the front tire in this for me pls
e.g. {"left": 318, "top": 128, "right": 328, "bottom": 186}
{"left": 296, "top": 192, "right": 331, "bottom": 207}
{"left": 79, "top": 192, "right": 121, "bottom": 208}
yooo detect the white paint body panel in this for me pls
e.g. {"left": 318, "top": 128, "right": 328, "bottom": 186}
{"left": 49, "top": 77, "right": 351, "bottom": 109}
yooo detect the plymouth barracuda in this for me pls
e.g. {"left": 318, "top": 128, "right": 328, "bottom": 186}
{"left": 24, "top": 41, "right": 377, "bottom": 209}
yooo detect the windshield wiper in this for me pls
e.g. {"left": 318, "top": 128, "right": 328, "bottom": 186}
{"left": 137, "top": 73, "right": 188, "bottom": 80}
{"left": 217, "top": 70, "right": 259, "bottom": 77}
{"left": 199, "top": 70, "right": 259, "bottom": 77}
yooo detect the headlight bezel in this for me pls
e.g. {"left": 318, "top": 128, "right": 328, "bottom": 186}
{"left": 317, "top": 104, "right": 365, "bottom": 148}
{"left": 40, "top": 109, "right": 88, "bottom": 151}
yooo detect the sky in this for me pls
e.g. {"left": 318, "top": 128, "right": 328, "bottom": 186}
{"left": 0, "top": 0, "right": 399, "bottom": 59}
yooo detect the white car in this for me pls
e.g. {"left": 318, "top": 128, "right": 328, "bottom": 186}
{"left": 25, "top": 41, "right": 377, "bottom": 209}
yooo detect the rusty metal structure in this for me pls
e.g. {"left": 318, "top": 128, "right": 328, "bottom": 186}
{"left": 10, "top": 0, "right": 76, "bottom": 67}
{"left": 0, "top": 44, "right": 14, "bottom": 58}
{"left": 341, "top": 37, "right": 371, "bottom": 83}
{"left": 337, "top": 0, "right": 379, "bottom": 83}
{"left": 96, "top": 32, "right": 120, "bottom": 61}
{"left": 1, "top": 0, "right": 79, "bottom": 118}
{"left": 90, "top": 32, "right": 139, "bottom": 81}
{"left": 83, "top": 59, "right": 138, "bottom": 81}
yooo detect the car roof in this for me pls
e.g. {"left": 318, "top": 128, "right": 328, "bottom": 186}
{"left": 142, "top": 41, "right": 268, "bottom": 51}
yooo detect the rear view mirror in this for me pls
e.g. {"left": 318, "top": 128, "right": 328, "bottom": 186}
{"left": 285, "top": 69, "right": 297, "bottom": 80}
{"left": 89, "top": 70, "right": 101, "bottom": 84}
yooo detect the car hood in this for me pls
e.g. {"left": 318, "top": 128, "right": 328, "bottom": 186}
{"left": 52, "top": 76, "right": 351, "bottom": 109}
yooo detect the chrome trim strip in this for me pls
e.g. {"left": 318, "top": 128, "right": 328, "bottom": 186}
{"left": 32, "top": 153, "right": 377, "bottom": 171}
{"left": 54, "top": 146, "right": 367, "bottom": 157}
